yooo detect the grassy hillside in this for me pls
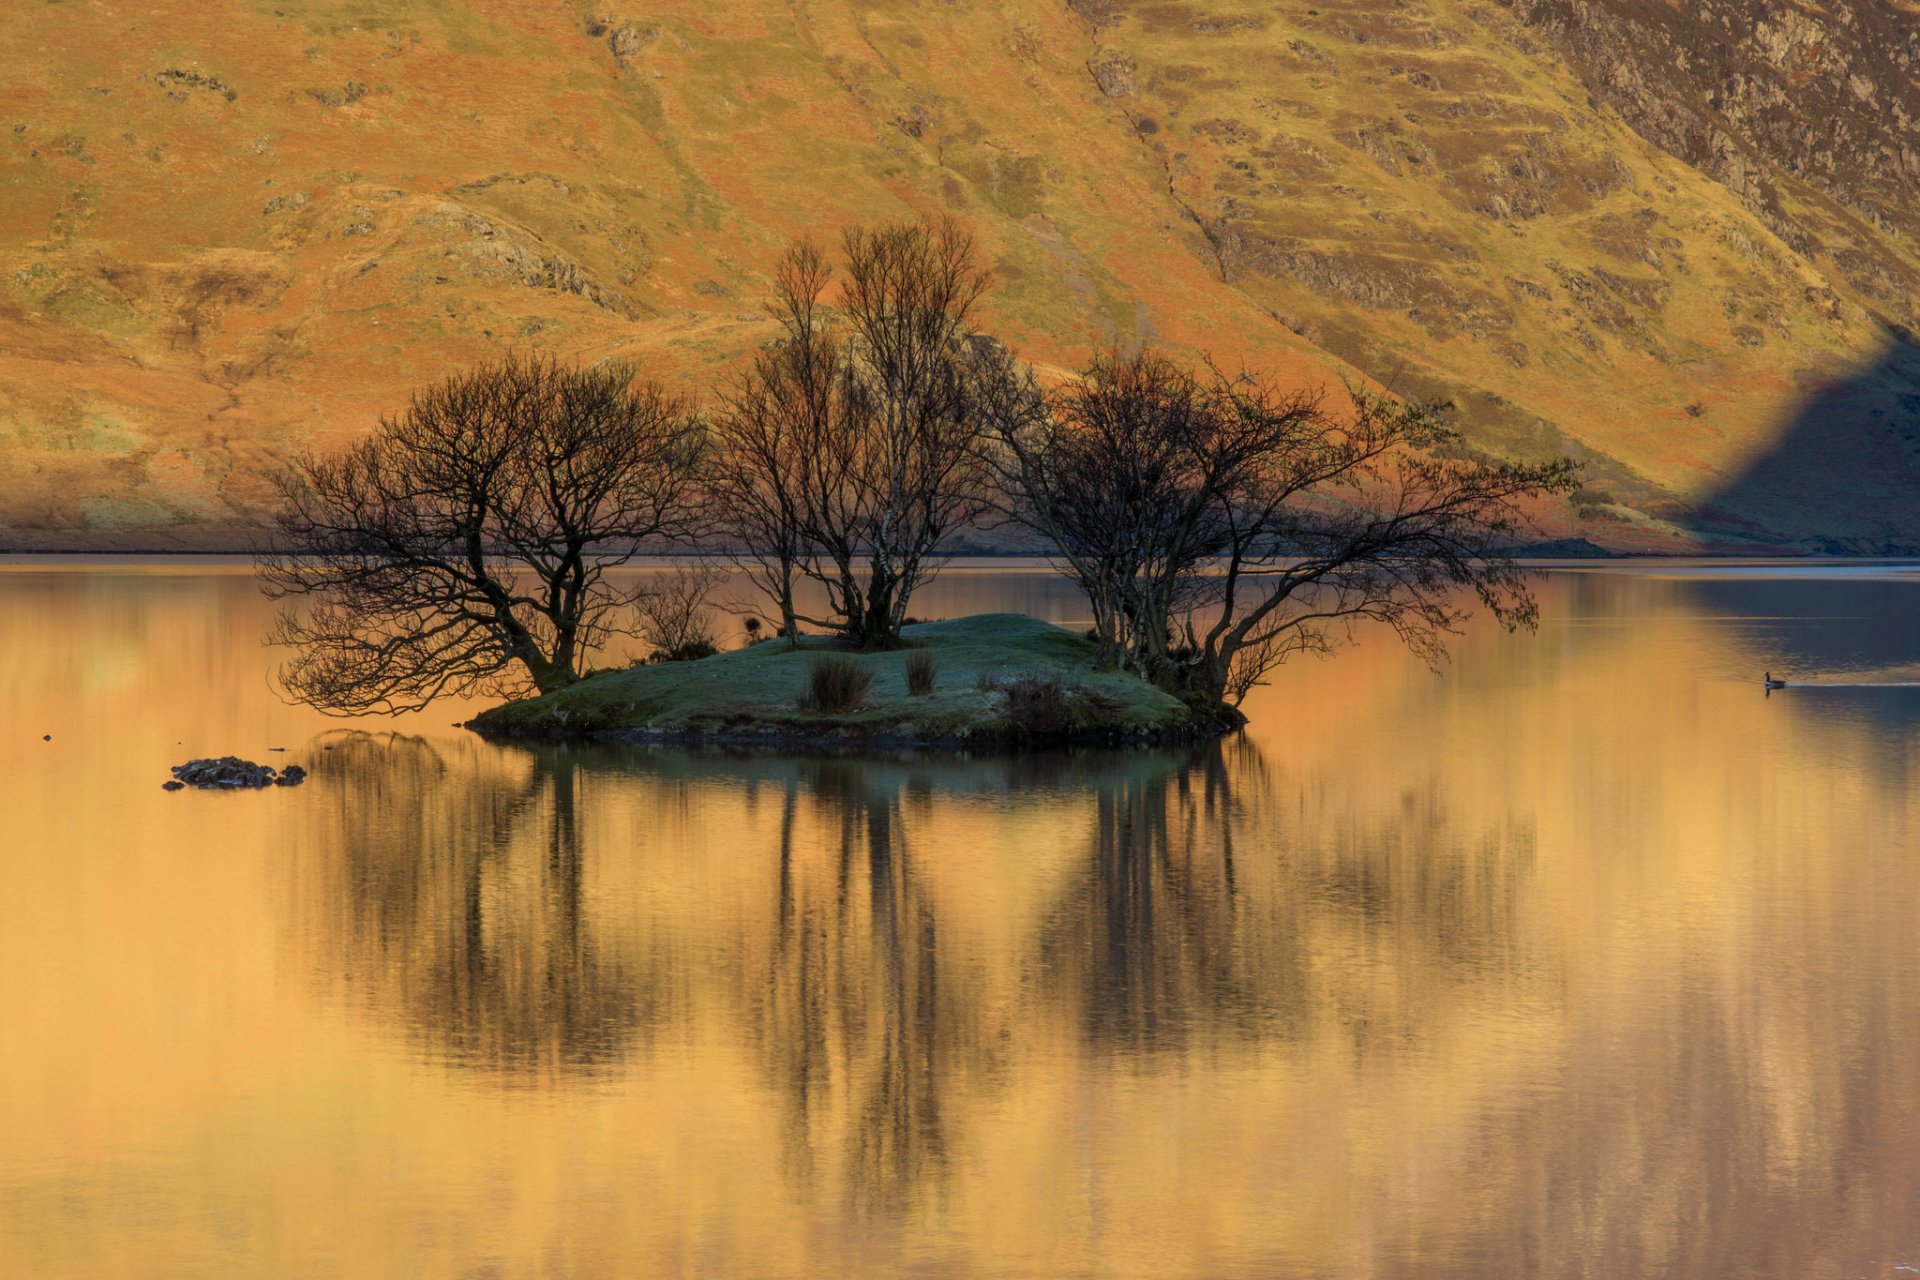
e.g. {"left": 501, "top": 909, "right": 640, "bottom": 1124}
{"left": 2, "top": 0, "right": 1917, "bottom": 549}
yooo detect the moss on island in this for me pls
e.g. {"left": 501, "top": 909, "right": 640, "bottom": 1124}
{"left": 468, "top": 613, "right": 1241, "bottom": 749}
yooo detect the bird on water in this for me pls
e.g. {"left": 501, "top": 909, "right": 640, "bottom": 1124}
{"left": 1764, "top": 672, "right": 1786, "bottom": 690}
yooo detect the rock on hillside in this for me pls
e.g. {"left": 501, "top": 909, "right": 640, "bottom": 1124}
{"left": 2, "top": 0, "right": 1917, "bottom": 552}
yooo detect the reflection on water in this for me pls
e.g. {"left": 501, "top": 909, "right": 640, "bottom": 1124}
{"left": 301, "top": 734, "right": 654, "bottom": 1079}
{"left": 6, "top": 561, "right": 1920, "bottom": 1276}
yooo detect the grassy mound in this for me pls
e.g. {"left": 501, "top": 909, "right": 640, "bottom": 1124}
{"left": 467, "top": 613, "right": 1232, "bottom": 748}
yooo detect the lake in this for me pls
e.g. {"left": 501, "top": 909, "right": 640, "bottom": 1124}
{"left": 4, "top": 558, "right": 1920, "bottom": 1278}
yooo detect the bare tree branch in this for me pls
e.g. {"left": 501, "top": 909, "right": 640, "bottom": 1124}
{"left": 984, "top": 350, "right": 1579, "bottom": 707}
{"left": 258, "top": 355, "right": 706, "bottom": 714}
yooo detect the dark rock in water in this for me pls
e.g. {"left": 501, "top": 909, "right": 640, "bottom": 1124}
{"left": 161, "top": 780, "right": 185, "bottom": 791}
{"left": 274, "top": 764, "right": 307, "bottom": 786}
{"left": 42, "top": 734, "right": 50, "bottom": 741}
{"left": 169, "top": 756, "right": 282, "bottom": 790}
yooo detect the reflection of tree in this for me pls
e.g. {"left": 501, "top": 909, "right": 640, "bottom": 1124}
{"left": 299, "top": 733, "right": 657, "bottom": 1080}
{"left": 1035, "top": 736, "right": 1539, "bottom": 1060}
{"left": 1042, "top": 739, "right": 1270, "bottom": 1055}
{"left": 760, "top": 761, "right": 951, "bottom": 1212}
{"left": 1057, "top": 739, "right": 1302, "bottom": 1053}
{"left": 749, "top": 740, "right": 1533, "bottom": 1207}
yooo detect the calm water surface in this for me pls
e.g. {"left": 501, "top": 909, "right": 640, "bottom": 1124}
{"left": 5, "top": 559, "right": 1920, "bottom": 1278}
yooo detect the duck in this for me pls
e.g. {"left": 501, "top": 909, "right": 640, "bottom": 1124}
{"left": 1764, "top": 671, "right": 1787, "bottom": 690}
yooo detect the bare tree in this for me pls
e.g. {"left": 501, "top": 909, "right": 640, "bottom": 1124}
{"left": 982, "top": 350, "right": 1227, "bottom": 672}
{"left": 714, "top": 218, "right": 1004, "bottom": 649}
{"left": 260, "top": 355, "right": 706, "bottom": 713}
{"left": 632, "top": 560, "right": 725, "bottom": 662}
{"left": 988, "top": 349, "right": 1579, "bottom": 707}
{"left": 1191, "top": 381, "right": 1579, "bottom": 705}
{"left": 708, "top": 243, "right": 837, "bottom": 648}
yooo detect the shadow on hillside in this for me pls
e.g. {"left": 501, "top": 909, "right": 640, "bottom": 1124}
{"left": 1693, "top": 326, "right": 1920, "bottom": 551}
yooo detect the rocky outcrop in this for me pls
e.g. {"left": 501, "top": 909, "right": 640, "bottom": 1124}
{"left": 410, "top": 202, "right": 639, "bottom": 318}
{"left": 166, "top": 757, "right": 306, "bottom": 789}
{"left": 1498, "top": 0, "right": 1920, "bottom": 324}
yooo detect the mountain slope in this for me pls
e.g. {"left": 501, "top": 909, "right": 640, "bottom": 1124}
{"left": 2, "top": 0, "right": 1916, "bottom": 549}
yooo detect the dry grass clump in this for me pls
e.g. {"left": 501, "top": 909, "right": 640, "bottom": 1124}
{"left": 801, "top": 654, "right": 872, "bottom": 713}
{"left": 1001, "top": 673, "right": 1074, "bottom": 733}
{"left": 905, "top": 650, "right": 937, "bottom": 696}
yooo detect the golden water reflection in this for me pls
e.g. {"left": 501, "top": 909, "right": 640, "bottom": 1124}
{"left": 5, "top": 563, "right": 1920, "bottom": 1276}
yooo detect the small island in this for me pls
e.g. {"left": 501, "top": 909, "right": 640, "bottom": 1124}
{"left": 468, "top": 614, "right": 1242, "bottom": 749}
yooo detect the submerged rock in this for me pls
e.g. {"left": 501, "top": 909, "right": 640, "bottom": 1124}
{"left": 161, "top": 780, "right": 184, "bottom": 791}
{"left": 167, "top": 756, "right": 302, "bottom": 790}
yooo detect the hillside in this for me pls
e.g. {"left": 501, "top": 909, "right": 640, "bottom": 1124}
{"left": 2, "top": 0, "right": 1917, "bottom": 550}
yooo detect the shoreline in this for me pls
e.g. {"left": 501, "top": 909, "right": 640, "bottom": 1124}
{"left": 467, "top": 714, "right": 1245, "bottom": 752}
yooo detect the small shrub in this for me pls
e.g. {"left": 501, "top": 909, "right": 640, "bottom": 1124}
{"left": 802, "top": 654, "right": 873, "bottom": 713}
{"left": 1002, "top": 673, "right": 1075, "bottom": 735}
{"left": 644, "top": 639, "right": 717, "bottom": 664}
{"left": 905, "top": 650, "right": 937, "bottom": 696}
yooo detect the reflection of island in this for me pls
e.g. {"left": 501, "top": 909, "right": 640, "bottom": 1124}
{"left": 294, "top": 733, "right": 1545, "bottom": 1218}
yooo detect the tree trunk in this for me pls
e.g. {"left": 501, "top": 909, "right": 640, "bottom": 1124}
{"left": 860, "top": 564, "right": 897, "bottom": 649}
{"left": 1198, "top": 648, "right": 1232, "bottom": 709}
{"left": 779, "top": 591, "right": 801, "bottom": 650}
{"left": 775, "top": 554, "right": 801, "bottom": 649}
{"left": 519, "top": 648, "right": 574, "bottom": 693}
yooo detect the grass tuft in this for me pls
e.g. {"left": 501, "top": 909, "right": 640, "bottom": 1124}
{"left": 905, "top": 650, "right": 937, "bottom": 696}
{"left": 801, "top": 654, "right": 872, "bottom": 713}
{"left": 1002, "top": 673, "right": 1074, "bottom": 734}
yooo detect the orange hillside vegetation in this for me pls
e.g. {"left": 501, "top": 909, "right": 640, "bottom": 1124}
{"left": 2, "top": 0, "right": 1917, "bottom": 550}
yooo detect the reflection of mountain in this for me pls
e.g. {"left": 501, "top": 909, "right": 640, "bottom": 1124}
{"left": 1241, "top": 572, "right": 1920, "bottom": 1278}
{"left": 1678, "top": 571, "right": 1920, "bottom": 677}
{"left": 24, "top": 565, "right": 1920, "bottom": 1276}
